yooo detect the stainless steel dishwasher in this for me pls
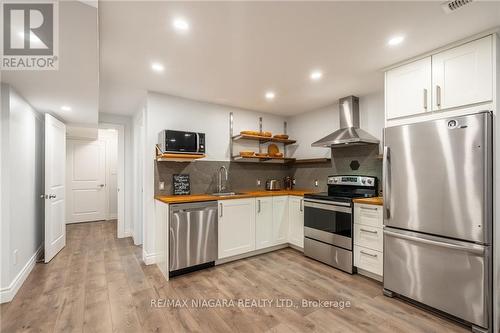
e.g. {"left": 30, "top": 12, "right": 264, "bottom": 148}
{"left": 169, "top": 201, "right": 218, "bottom": 276}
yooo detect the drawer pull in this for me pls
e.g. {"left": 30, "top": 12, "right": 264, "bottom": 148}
{"left": 360, "top": 206, "right": 378, "bottom": 211}
{"left": 360, "top": 228, "right": 378, "bottom": 234}
{"left": 360, "top": 250, "right": 378, "bottom": 258}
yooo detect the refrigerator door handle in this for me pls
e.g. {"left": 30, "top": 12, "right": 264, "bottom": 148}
{"left": 383, "top": 146, "right": 391, "bottom": 220}
{"left": 384, "top": 229, "right": 485, "bottom": 256}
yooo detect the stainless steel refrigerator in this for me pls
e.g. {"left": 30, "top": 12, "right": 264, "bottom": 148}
{"left": 383, "top": 111, "right": 493, "bottom": 333}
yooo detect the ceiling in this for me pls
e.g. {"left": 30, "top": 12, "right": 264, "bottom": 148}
{"left": 1, "top": 1, "right": 98, "bottom": 126}
{"left": 99, "top": 1, "right": 500, "bottom": 117}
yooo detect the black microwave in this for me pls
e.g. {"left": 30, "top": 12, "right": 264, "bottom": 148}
{"left": 158, "top": 130, "right": 205, "bottom": 154}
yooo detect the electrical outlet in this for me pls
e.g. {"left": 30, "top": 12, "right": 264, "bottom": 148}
{"left": 159, "top": 182, "right": 165, "bottom": 190}
{"left": 257, "top": 179, "right": 261, "bottom": 186}
{"left": 13, "top": 249, "right": 18, "bottom": 265}
{"left": 314, "top": 179, "right": 319, "bottom": 187}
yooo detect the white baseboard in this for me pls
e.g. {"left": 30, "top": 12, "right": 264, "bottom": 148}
{"left": 107, "top": 213, "right": 117, "bottom": 220}
{"left": 0, "top": 246, "right": 42, "bottom": 303}
{"left": 123, "top": 230, "right": 133, "bottom": 238}
{"left": 142, "top": 250, "right": 157, "bottom": 265}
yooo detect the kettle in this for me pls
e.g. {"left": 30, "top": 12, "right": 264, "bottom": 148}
{"left": 283, "top": 176, "right": 293, "bottom": 190}
{"left": 265, "top": 179, "right": 281, "bottom": 191}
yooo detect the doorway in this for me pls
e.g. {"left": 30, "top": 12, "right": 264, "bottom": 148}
{"left": 65, "top": 128, "right": 120, "bottom": 228}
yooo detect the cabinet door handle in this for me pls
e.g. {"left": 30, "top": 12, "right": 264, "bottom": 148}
{"left": 257, "top": 199, "right": 261, "bottom": 213}
{"left": 300, "top": 199, "right": 303, "bottom": 212}
{"left": 360, "top": 228, "right": 378, "bottom": 234}
{"left": 219, "top": 203, "right": 223, "bottom": 218}
{"left": 360, "top": 250, "right": 378, "bottom": 258}
{"left": 436, "top": 85, "right": 441, "bottom": 108}
{"left": 423, "top": 88, "right": 428, "bottom": 110}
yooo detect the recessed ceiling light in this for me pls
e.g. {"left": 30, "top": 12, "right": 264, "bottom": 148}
{"left": 265, "top": 91, "right": 275, "bottom": 101}
{"left": 61, "top": 105, "right": 71, "bottom": 111}
{"left": 151, "top": 62, "right": 165, "bottom": 72}
{"left": 388, "top": 35, "right": 405, "bottom": 46}
{"left": 310, "top": 70, "right": 323, "bottom": 81}
{"left": 172, "top": 18, "right": 189, "bottom": 32}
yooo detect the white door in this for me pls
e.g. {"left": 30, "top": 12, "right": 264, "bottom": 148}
{"left": 66, "top": 139, "right": 106, "bottom": 223}
{"left": 288, "top": 196, "right": 304, "bottom": 248}
{"left": 272, "top": 196, "right": 288, "bottom": 245}
{"left": 218, "top": 198, "right": 256, "bottom": 259}
{"left": 432, "top": 35, "right": 493, "bottom": 110}
{"left": 255, "top": 197, "right": 273, "bottom": 249}
{"left": 385, "top": 57, "right": 432, "bottom": 119}
{"left": 44, "top": 114, "right": 66, "bottom": 263}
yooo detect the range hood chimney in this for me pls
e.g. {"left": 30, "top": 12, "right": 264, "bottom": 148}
{"left": 311, "top": 95, "right": 380, "bottom": 147}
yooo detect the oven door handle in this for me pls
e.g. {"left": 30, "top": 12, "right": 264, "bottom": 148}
{"left": 303, "top": 198, "right": 351, "bottom": 207}
{"left": 304, "top": 201, "right": 352, "bottom": 214}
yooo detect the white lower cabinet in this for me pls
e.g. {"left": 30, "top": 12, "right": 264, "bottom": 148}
{"left": 218, "top": 198, "right": 256, "bottom": 259}
{"left": 288, "top": 196, "right": 304, "bottom": 248}
{"left": 353, "top": 203, "right": 383, "bottom": 280}
{"left": 256, "top": 197, "right": 273, "bottom": 249}
{"left": 272, "top": 196, "right": 289, "bottom": 245}
{"left": 354, "top": 246, "right": 383, "bottom": 276}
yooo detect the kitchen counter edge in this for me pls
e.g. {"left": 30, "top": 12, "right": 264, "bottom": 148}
{"left": 352, "top": 197, "right": 384, "bottom": 206}
{"left": 155, "top": 190, "right": 314, "bottom": 204}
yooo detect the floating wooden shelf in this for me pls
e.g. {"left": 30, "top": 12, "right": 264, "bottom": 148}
{"left": 293, "top": 158, "right": 331, "bottom": 164}
{"left": 156, "top": 153, "right": 206, "bottom": 162}
{"left": 232, "top": 134, "right": 297, "bottom": 145}
{"left": 232, "top": 156, "right": 296, "bottom": 164}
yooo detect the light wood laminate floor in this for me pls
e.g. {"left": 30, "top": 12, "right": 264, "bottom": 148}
{"left": 0, "top": 221, "right": 468, "bottom": 332}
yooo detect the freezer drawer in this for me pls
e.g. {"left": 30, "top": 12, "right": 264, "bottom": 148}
{"left": 304, "top": 237, "right": 353, "bottom": 274}
{"left": 383, "top": 228, "right": 491, "bottom": 329}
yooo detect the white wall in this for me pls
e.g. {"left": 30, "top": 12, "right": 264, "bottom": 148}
{"left": 98, "top": 113, "right": 134, "bottom": 238}
{"left": 287, "top": 92, "right": 385, "bottom": 159}
{"left": 141, "top": 92, "right": 288, "bottom": 262}
{"left": 0, "top": 84, "right": 43, "bottom": 303}
{"left": 98, "top": 129, "right": 118, "bottom": 219}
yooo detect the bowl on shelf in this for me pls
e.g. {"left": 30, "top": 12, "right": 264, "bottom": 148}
{"left": 240, "top": 130, "right": 260, "bottom": 136}
{"left": 239, "top": 151, "right": 255, "bottom": 158}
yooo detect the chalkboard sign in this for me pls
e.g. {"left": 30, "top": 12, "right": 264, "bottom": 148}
{"left": 173, "top": 174, "right": 191, "bottom": 195}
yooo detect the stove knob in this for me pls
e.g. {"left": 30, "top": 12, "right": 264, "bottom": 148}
{"left": 367, "top": 179, "right": 372, "bottom": 185}
{"left": 361, "top": 179, "right": 366, "bottom": 184}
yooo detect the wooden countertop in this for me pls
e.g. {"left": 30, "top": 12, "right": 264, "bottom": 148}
{"left": 155, "top": 189, "right": 314, "bottom": 204}
{"left": 352, "top": 197, "right": 383, "bottom": 206}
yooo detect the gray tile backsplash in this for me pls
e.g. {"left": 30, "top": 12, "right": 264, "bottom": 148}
{"left": 155, "top": 145, "right": 382, "bottom": 195}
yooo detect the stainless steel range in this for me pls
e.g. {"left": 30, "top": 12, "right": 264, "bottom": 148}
{"left": 303, "top": 175, "right": 378, "bottom": 273}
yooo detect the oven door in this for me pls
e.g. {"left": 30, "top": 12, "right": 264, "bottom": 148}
{"left": 165, "top": 130, "right": 199, "bottom": 153}
{"left": 304, "top": 199, "right": 352, "bottom": 250}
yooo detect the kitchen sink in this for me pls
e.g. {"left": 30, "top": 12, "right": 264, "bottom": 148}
{"left": 210, "top": 192, "right": 243, "bottom": 196}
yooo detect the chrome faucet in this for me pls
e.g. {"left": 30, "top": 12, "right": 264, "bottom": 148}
{"left": 217, "top": 166, "right": 228, "bottom": 193}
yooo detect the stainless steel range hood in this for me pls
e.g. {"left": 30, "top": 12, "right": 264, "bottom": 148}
{"left": 311, "top": 95, "right": 380, "bottom": 147}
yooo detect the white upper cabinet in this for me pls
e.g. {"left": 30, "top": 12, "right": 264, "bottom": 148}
{"left": 272, "top": 196, "right": 289, "bottom": 245}
{"left": 288, "top": 196, "right": 304, "bottom": 249}
{"left": 432, "top": 36, "right": 493, "bottom": 111}
{"left": 385, "top": 57, "right": 432, "bottom": 119}
{"left": 255, "top": 197, "right": 273, "bottom": 250}
{"left": 218, "top": 198, "right": 256, "bottom": 259}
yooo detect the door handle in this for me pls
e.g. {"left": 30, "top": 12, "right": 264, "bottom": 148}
{"left": 423, "top": 88, "right": 428, "bottom": 110}
{"left": 300, "top": 199, "right": 303, "bottom": 212}
{"left": 383, "top": 146, "right": 391, "bottom": 220}
{"left": 436, "top": 85, "right": 441, "bottom": 108}
{"left": 384, "top": 229, "right": 485, "bottom": 255}
{"left": 99, "top": 184, "right": 105, "bottom": 188}
{"left": 257, "top": 200, "right": 261, "bottom": 213}
{"left": 219, "top": 203, "right": 223, "bottom": 218}
{"left": 360, "top": 206, "right": 378, "bottom": 211}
